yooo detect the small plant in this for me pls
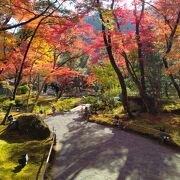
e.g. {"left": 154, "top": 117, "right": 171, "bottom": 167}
{"left": 18, "top": 85, "right": 30, "bottom": 94}
{"left": 89, "top": 93, "right": 120, "bottom": 114}
{"left": 82, "top": 96, "right": 97, "bottom": 104}
{"left": 0, "top": 95, "right": 6, "bottom": 101}
{"left": 0, "top": 99, "right": 15, "bottom": 110}
{"left": 15, "top": 99, "right": 24, "bottom": 106}
{"left": 54, "top": 98, "right": 81, "bottom": 112}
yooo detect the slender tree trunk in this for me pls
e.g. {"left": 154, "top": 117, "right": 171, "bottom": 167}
{"left": 164, "top": 82, "right": 169, "bottom": 98}
{"left": 37, "top": 73, "right": 40, "bottom": 93}
{"left": 30, "top": 51, "right": 61, "bottom": 112}
{"left": 107, "top": 46, "right": 132, "bottom": 117}
{"left": 133, "top": 1, "right": 157, "bottom": 112}
{"left": 163, "top": 57, "right": 180, "bottom": 98}
{"left": 1, "top": 3, "right": 62, "bottom": 124}
{"left": 57, "top": 88, "right": 64, "bottom": 100}
{"left": 1, "top": 19, "right": 42, "bottom": 125}
{"left": 163, "top": 11, "right": 180, "bottom": 97}
{"left": 2, "top": 105, "right": 12, "bottom": 125}
{"left": 97, "top": 0, "right": 132, "bottom": 117}
{"left": 26, "top": 61, "right": 36, "bottom": 112}
{"left": 26, "top": 87, "right": 32, "bottom": 112}
{"left": 134, "top": 1, "right": 146, "bottom": 93}
{"left": 30, "top": 78, "right": 48, "bottom": 113}
{"left": 114, "top": 3, "right": 153, "bottom": 113}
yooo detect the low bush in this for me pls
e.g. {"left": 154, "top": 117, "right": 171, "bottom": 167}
{"left": 0, "top": 99, "right": 15, "bottom": 111}
{"left": 18, "top": 85, "right": 29, "bottom": 94}
{"left": 54, "top": 98, "right": 81, "bottom": 112}
{"left": 89, "top": 94, "right": 119, "bottom": 113}
{"left": 15, "top": 114, "right": 50, "bottom": 139}
{"left": 15, "top": 99, "right": 24, "bottom": 106}
{"left": 81, "top": 96, "right": 97, "bottom": 104}
{"left": 0, "top": 95, "right": 7, "bottom": 101}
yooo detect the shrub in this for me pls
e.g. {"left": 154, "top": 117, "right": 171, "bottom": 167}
{"left": 54, "top": 98, "right": 81, "bottom": 112}
{"left": 16, "top": 114, "right": 50, "bottom": 139}
{"left": 0, "top": 95, "right": 6, "bottom": 101}
{"left": 89, "top": 100, "right": 102, "bottom": 112}
{"left": 82, "top": 96, "right": 97, "bottom": 104}
{"left": 15, "top": 99, "right": 24, "bottom": 106}
{"left": 0, "top": 99, "right": 15, "bottom": 110}
{"left": 89, "top": 95, "right": 119, "bottom": 113}
{"left": 18, "top": 85, "right": 29, "bottom": 94}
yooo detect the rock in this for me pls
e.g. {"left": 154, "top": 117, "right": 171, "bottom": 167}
{"left": 128, "top": 96, "right": 157, "bottom": 113}
{"left": 16, "top": 114, "right": 50, "bottom": 139}
{"left": 128, "top": 96, "right": 145, "bottom": 112}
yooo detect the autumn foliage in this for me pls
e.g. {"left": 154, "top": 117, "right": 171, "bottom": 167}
{"left": 0, "top": 0, "right": 179, "bottom": 123}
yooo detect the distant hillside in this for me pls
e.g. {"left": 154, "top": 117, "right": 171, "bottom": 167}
{"left": 84, "top": 14, "right": 102, "bottom": 30}
{"left": 84, "top": 14, "right": 135, "bottom": 33}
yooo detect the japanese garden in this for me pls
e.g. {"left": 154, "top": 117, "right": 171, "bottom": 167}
{"left": 0, "top": 0, "right": 179, "bottom": 179}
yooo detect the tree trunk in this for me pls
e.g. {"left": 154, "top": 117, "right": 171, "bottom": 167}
{"left": 106, "top": 46, "right": 132, "bottom": 116}
{"left": 57, "top": 89, "right": 64, "bottom": 100}
{"left": 1, "top": 18, "right": 43, "bottom": 125}
{"left": 26, "top": 86, "right": 33, "bottom": 112}
{"left": 164, "top": 82, "right": 169, "bottom": 98}
{"left": 1, "top": 3, "right": 61, "bottom": 124}
{"left": 1, "top": 105, "right": 12, "bottom": 125}
{"left": 133, "top": 1, "right": 157, "bottom": 112}
{"left": 30, "top": 78, "right": 48, "bottom": 113}
{"left": 113, "top": 3, "right": 154, "bottom": 113}
{"left": 163, "top": 11, "right": 180, "bottom": 98}
{"left": 163, "top": 57, "right": 180, "bottom": 98}
{"left": 97, "top": 0, "right": 132, "bottom": 117}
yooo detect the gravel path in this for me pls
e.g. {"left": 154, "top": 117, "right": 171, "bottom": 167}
{"left": 45, "top": 105, "right": 180, "bottom": 180}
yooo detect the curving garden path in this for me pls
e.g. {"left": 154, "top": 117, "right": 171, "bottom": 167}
{"left": 45, "top": 105, "right": 180, "bottom": 180}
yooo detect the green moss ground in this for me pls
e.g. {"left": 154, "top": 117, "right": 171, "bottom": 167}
{"left": 0, "top": 96, "right": 81, "bottom": 121}
{"left": 33, "top": 97, "right": 81, "bottom": 115}
{"left": 89, "top": 105, "right": 180, "bottom": 147}
{"left": 0, "top": 96, "right": 81, "bottom": 179}
{"left": 0, "top": 126, "right": 51, "bottom": 179}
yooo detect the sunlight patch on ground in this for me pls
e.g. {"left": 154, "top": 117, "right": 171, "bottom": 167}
{"left": 126, "top": 169, "right": 140, "bottom": 180}
{"left": 73, "top": 154, "right": 127, "bottom": 180}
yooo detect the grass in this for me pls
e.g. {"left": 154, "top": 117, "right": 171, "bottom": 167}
{"left": 0, "top": 125, "right": 51, "bottom": 179}
{"left": 53, "top": 98, "right": 82, "bottom": 112}
{"left": 33, "top": 97, "right": 82, "bottom": 115}
{"left": 0, "top": 95, "right": 81, "bottom": 121}
{"left": 0, "top": 112, "right": 21, "bottom": 124}
{"left": 160, "top": 97, "right": 180, "bottom": 113}
{"left": 89, "top": 105, "right": 180, "bottom": 147}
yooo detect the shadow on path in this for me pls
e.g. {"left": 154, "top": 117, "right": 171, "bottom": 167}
{"left": 46, "top": 112, "right": 180, "bottom": 180}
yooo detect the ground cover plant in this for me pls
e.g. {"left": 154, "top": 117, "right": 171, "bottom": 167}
{"left": 89, "top": 102, "right": 180, "bottom": 147}
{"left": 0, "top": 114, "right": 51, "bottom": 179}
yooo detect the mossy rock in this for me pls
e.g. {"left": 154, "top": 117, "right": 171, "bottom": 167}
{"left": 16, "top": 114, "right": 50, "bottom": 139}
{"left": 128, "top": 96, "right": 156, "bottom": 113}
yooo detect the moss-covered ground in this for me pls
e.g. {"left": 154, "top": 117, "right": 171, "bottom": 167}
{"left": 0, "top": 95, "right": 82, "bottom": 121}
{"left": 0, "top": 96, "right": 82, "bottom": 179}
{"left": 89, "top": 104, "right": 180, "bottom": 147}
{"left": 0, "top": 125, "right": 51, "bottom": 179}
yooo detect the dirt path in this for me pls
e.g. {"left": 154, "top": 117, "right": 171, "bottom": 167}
{"left": 45, "top": 105, "right": 180, "bottom": 180}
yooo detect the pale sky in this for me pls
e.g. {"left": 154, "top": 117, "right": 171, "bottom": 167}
{"left": 61, "top": 0, "right": 134, "bottom": 11}
{"left": 7, "top": 0, "right": 134, "bottom": 33}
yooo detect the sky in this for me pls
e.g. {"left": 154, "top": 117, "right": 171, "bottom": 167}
{"left": 61, "top": 0, "right": 134, "bottom": 11}
{"left": 7, "top": 0, "right": 134, "bottom": 33}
